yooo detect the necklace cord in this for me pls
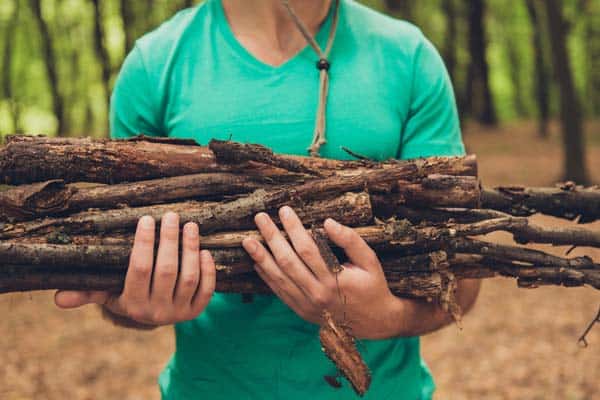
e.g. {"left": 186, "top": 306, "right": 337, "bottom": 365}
{"left": 282, "top": 0, "right": 341, "bottom": 157}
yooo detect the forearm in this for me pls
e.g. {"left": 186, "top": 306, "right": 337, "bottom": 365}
{"left": 389, "top": 278, "right": 481, "bottom": 338}
{"left": 99, "top": 305, "right": 159, "bottom": 331}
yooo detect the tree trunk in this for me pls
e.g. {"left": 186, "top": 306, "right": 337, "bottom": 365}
{"left": 544, "top": 0, "right": 589, "bottom": 184}
{"left": 119, "top": 0, "right": 136, "bottom": 54}
{"left": 1, "top": 0, "right": 20, "bottom": 134}
{"left": 464, "top": 0, "right": 497, "bottom": 125}
{"left": 28, "top": 0, "right": 66, "bottom": 135}
{"left": 506, "top": 33, "right": 526, "bottom": 117}
{"left": 90, "top": 0, "right": 112, "bottom": 131}
{"left": 383, "top": 0, "right": 414, "bottom": 21}
{"left": 582, "top": 0, "right": 600, "bottom": 116}
{"left": 525, "top": 0, "right": 551, "bottom": 138}
{"left": 442, "top": 0, "right": 458, "bottom": 83}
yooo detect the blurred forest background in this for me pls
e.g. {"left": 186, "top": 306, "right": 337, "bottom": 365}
{"left": 0, "top": 0, "right": 599, "bottom": 182}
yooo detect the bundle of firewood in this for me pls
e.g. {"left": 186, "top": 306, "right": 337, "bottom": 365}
{"left": 1, "top": 134, "right": 599, "bottom": 394}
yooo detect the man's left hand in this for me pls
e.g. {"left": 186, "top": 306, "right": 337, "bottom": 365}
{"left": 242, "top": 206, "right": 408, "bottom": 339}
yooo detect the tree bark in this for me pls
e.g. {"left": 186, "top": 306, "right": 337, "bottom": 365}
{"left": 525, "top": 0, "right": 551, "bottom": 137}
{"left": 383, "top": 0, "right": 413, "bottom": 21}
{"left": 544, "top": 0, "right": 589, "bottom": 184}
{"left": 464, "top": 0, "right": 497, "bottom": 125}
{"left": 3, "top": 219, "right": 599, "bottom": 272}
{"left": 481, "top": 183, "right": 600, "bottom": 222}
{"left": 28, "top": 0, "right": 66, "bottom": 135}
{"left": 0, "top": 136, "right": 478, "bottom": 184}
{"left": 0, "top": 173, "right": 480, "bottom": 222}
{"left": 2, "top": 251, "right": 597, "bottom": 296}
{"left": 90, "top": 0, "right": 112, "bottom": 126}
{"left": 1, "top": 0, "right": 20, "bottom": 134}
{"left": 119, "top": 0, "right": 136, "bottom": 54}
{"left": 442, "top": 0, "right": 458, "bottom": 83}
{"left": 0, "top": 192, "right": 373, "bottom": 239}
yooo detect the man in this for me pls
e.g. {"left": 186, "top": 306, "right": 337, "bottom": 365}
{"left": 55, "top": 0, "right": 480, "bottom": 398}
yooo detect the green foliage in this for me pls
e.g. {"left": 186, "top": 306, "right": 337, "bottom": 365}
{"left": 0, "top": 0, "right": 596, "bottom": 137}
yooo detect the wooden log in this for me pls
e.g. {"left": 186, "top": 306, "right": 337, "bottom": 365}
{"left": 210, "top": 139, "right": 479, "bottom": 178}
{"left": 2, "top": 252, "right": 597, "bottom": 295}
{"left": 0, "top": 192, "right": 373, "bottom": 239}
{"left": 0, "top": 173, "right": 284, "bottom": 221}
{"left": 4, "top": 218, "right": 600, "bottom": 270}
{"left": 482, "top": 183, "right": 600, "bottom": 222}
{"left": 0, "top": 135, "right": 478, "bottom": 184}
{"left": 0, "top": 173, "right": 480, "bottom": 223}
{"left": 0, "top": 135, "right": 224, "bottom": 184}
{"left": 370, "top": 174, "right": 481, "bottom": 214}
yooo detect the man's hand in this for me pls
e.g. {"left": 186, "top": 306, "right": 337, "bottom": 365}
{"left": 242, "top": 206, "right": 410, "bottom": 339}
{"left": 242, "top": 206, "right": 480, "bottom": 339}
{"left": 54, "top": 212, "right": 216, "bottom": 327}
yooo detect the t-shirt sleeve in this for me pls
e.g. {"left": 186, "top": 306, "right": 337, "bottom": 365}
{"left": 109, "top": 46, "right": 164, "bottom": 139}
{"left": 397, "top": 35, "right": 465, "bottom": 160}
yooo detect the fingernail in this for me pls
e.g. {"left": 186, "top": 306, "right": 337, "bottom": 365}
{"left": 163, "top": 212, "right": 179, "bottom": 227}
{"left": 139, "top": 215, "right": 154, "bottom": 229}
{"left": 244, "top": 238, "right": 258, "bottom": 254}
{"left": 279, "top": 206, "right": 291, "bottom": 219}
{"left": 326, "top": 218, "right": 341, "bottom": 233}
{"left": 184, "top": 222, "right": 199, "bottom": 236}
{"left": 255, "top": 212, "right": 268, "bottom": 225}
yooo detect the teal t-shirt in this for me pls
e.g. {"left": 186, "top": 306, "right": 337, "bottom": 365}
{"left": 110, "top": 1, "right": 465, "bottom": 399}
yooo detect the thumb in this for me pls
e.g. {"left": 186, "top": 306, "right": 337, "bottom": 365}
{"left": 54, "top": 290, "right": 109, "bottom": 309}
{"left": 323, "top": 218, "right": 380, "bottom": 272}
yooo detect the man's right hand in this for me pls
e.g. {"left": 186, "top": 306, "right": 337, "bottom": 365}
{"left": 54, "top": 212, "right": 216, "bottom": 327}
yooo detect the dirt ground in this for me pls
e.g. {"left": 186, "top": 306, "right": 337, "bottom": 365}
{"left": 1, "top": 121, "right": 599, "bottom": 399}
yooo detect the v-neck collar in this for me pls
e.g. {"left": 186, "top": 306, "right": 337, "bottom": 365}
{"left": 211, "top": 0, "right": 337, "bottom": 74}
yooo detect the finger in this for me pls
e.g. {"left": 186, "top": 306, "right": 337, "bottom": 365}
{"left": 174, "top": 222, "right": 201, "bottom": 308}
{"left": 278, "top": 206, "right": 332, "bottom": 281}
{"left": 191, "top": 250, "right": 216, "bottom": 315}
{"left": 122, "top": 216, "right": 156, "bottom": 303}
{"left": 254, "top": 212, "right": 322, "bottom": 295}
{"left": 54, "top": 290, "right": 109, "bottom": 309}
{"left": 152, "top": 212, "right": 180, "bottom": 302}
{"left": 324, "top": 218, "right": 380, "bottom": 272}
{"left": 242, "top": 237, "right": 310, "bottom": 312}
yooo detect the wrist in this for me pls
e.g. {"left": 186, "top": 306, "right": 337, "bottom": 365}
{"left": 383, "top": 295, "right": 418, "bottom": 338}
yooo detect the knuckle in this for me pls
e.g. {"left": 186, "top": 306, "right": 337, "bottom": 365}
{"left": 296, "top": 244, "right": 314, "bottom": 260}
{"left": 127, "top": 307, "right": 150, "bottom": 323}
{"left": 130, "top": 260, "right": 152, "bottom": 277}
{"left": 250, "top": 246, "right": 266, "bottom": 263}
{"left": 151, "top": 309, "right": 172, "bottom": 325}
{"left": 322, "top": 278, "right": 337, "bottom": 293}
{"left": 161, "top": 228, "right": 179, "bottom": 242}
{"left": 260, "top": 224, "right": 278, "bottom": 241}
{"left": 156, "top": 267, "right": 178, "bottom": 280}
{"left": 180, "top": 273, "right": 199, "bottom": 290}
{"left": 276, "top": 256, "right": 294, "bottom": 270}
{"left": 341, "top": 227, "right": 358, "bottom": 244}
{"left": 135, "top": 229, "right": 155, "bottom": 246}
{"left": 183, "top": 236, "right": 199, "bottom": 251}
{"left": 311, "top": 290, "right": 331, "bottom": 308}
